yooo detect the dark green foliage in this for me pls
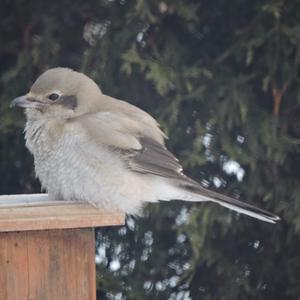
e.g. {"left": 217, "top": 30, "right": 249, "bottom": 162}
{"left": 1, "top": 0, "right": 300, "bottom": 299}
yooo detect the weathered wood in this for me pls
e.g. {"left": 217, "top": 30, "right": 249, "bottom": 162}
{"left": 0, "top": 194, "right": 125, "bottom": 232}
{"left": 0, "top": 228, "right": 96, "bottom": 300}
{"left": 0, "top": 194, "right": 125, "bottom": 300}
{"left": 0, "top": 231, "right": 28, "bottom": 300}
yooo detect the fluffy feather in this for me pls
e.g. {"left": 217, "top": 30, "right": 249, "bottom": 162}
{"left": 12, "top": 67, "right": 280, "bottom": 223}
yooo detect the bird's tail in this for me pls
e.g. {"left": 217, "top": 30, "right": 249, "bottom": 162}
{"left": 180, "top": 183, "right": 280, "bottom": 223}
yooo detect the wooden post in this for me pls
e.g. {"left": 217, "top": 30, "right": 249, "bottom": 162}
{"left": 0, "top": 194, "right": 125, "bottom": 300}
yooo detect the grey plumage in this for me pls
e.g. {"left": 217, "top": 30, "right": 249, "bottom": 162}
{"left": 125, "top": 137, "right": 183, "bottom": 178}
{"left": 11, "top": 68, "right": 280, "bottom": 223}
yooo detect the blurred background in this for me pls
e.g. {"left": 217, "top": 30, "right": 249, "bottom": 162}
{"left": 1, "top": 0, "right": 300, "bottom": 299}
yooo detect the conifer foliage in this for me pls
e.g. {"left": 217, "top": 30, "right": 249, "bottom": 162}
{"left": 0, "top": 1, "right": 299, "bottom": 299}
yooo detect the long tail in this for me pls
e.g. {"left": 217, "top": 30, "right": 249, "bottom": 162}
{"left": 180, "top": 183, "right": 280, "bottom": 223}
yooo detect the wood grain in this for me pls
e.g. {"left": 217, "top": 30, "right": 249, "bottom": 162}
{"left": 0, "top": 232, "right": 29, "bottom": 300}
{"left": 0, "top": 195, "right": 123, "bottom": 299}
{"left": 0, "top": 229, "right": 96, "bottom": 300}
{"left": 0, "top": 194, "right": 125, "bottom": 232}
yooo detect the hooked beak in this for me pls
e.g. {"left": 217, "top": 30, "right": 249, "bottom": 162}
{"left": 10, "top": 95, "right": 38, "bottom": 109}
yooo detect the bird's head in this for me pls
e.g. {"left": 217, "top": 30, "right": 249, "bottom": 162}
{"left": 11, "top": 68, "right": 102, "bottom": 120}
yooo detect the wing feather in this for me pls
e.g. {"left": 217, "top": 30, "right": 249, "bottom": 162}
{"left": 124, "top": 137, "right": 184, "bottom": 179}
{"left": 76, "top": 109, "right": 279, "bottom": 223}
{"left": 77, "top": 110, "right": 186, "bottom": 180}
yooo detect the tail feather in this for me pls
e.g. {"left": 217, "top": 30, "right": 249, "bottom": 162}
{"left": 181, "top": 183, "right": 280, "bottom": 224}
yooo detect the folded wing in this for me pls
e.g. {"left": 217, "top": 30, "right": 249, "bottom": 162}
{"left": 78, "top": 108, "right": 279, "bottom": 223}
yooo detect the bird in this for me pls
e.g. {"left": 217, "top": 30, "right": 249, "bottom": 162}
{"left": 11, "top": 67, "right": 279, "bottom": 223}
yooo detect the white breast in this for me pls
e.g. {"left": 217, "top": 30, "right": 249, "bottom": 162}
{"left": 24, "top": 118, "right": 158, "bottom": 214}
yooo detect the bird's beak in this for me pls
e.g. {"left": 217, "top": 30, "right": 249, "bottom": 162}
{"left": 10, "top": 95, "right": 36, "bottom": 109}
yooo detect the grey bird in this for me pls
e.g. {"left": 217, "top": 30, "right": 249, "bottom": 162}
{"left": 11, "top": 68, "right": 279, "bottom": 223}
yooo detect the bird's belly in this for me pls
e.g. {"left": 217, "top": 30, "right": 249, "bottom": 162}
{"left": 34, "top": 140, "right": 149, "bottom": 213}
{"left": 27, "top": 121, "right": 177, "bottom": 214}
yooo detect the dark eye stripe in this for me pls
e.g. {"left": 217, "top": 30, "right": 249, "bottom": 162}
{"left": 48, "top": 93, "right": 60, "bottom": 101}
{"left": 60, "top": 95, "right": 78, "bottom": 110}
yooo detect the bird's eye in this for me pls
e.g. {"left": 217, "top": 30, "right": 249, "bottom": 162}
{"left": 48, "top": 93, "right": 60, "bottom": 101}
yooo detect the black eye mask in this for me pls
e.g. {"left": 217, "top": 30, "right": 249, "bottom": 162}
{"left": 59, "top": 95, "right": 78, "bottom": 110}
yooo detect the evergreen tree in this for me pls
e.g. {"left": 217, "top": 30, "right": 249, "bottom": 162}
{"left": 0, "top": 1, "right": 299, "bottom": 299}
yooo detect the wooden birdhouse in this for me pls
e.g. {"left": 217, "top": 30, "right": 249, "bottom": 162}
{"left": 0, "top": 194, "right": 124, "bottom": 300}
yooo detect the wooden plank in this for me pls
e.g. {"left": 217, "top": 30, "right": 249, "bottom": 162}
{"left": 0, "top": 232, "right": 29, "bottom": 300}
{"left": 0, "top": 194, "right": 125, "bottom": 232}
{"left": 0, "top": 229, "right": 96, "bottom": 300}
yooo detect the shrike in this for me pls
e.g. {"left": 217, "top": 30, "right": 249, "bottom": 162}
{"left": 11, "top": 68, "right": 279, "bottom": 223}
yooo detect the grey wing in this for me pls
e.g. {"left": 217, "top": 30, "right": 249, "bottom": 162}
{"left": 120, "top": 137, "right": 280, "bottom": 223}
{"left": 120, "top": 137, "right": 194, "bottom": 182}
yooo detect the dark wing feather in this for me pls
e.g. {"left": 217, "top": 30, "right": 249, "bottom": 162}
{"left": 118, "top": 137, "right": 280, "bottom": 223}
{"left": 121, "top": 137, "right": 187, "bottom": 179}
